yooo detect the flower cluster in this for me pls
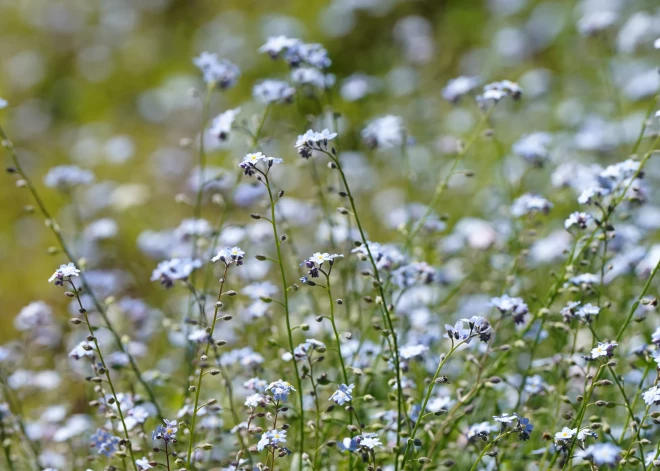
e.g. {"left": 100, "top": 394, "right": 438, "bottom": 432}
{"left": 300, "top": 252, "right": 342, "bottom": 283}
{"left": 295, "top": 129, "right": 337, "bottom": 158}
{"left": 211, "top": 246, "right": 245, "bottom": 266}
{"left": 238, "top": 152, "right": 283, "bottom": 177}
{"left": 193, "top": 52, "right": 240, "bottom": 89}
{"left": 4, "top": 3, "right": 660, "bottom": 471}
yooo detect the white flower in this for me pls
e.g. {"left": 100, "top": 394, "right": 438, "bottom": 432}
{"left": 309, "top": 252, "right": 342, "bottom": 265}
{"left": 291, "top": 67, "right": 334, "bottom": 89}
{"left": 478, "top": 80, "right": 522, "bottom": 102}
{"left": 68, "top": 341, "right": 94, "bottom": 360}
{"left": 512, "top": 132, "right": 552, "bottom": 165}
{"left": 564, "top": 211, "right": 593, "bottom": 230}
{"left": 442, "top": 76, "right": 480, "bottom": 102}
{"left": 642, "top": 385, "right": 660, "bottom": 405}
{"left": 244, "top": 393, "right": 264, "bottom": 408}
{"left": 399, "top": 344, "right": 428, "bottom": 359}
{"left": 243, "top": 152, "right": 266, "bottom": 165}
{"left": 591, "top": 342, "right": 617, "bottom": 359}
{"left": 361, "top": 115, "right": 405, "bottom": 150}
{"left": 187, "top": 328, "right": 208, "bottom": 343}
{"left": 259, "top": 36, "right": 302, "bottom": 57}
{"left": 577, "top": 427, "right": 598, "bottom": 443}
{"left": 15, "top": 301, "right": 53, "bottom": 331}
{"left": 0, "top": 98, "right": 7, "bottom": 109}
{"left": 568, "top": 273, "right": 600, "bottom": 285}
{"left": 493, "top": 413, "right": 517, "bottom": 423}
{"left": 48, "top": 263, "right": 81, "bottom": 283}
{"left": 193, "top": 52, "right": 240, "bottom": 89}
{"left": 329, "top": 384, "right": 354, "bottom": 405}
{"left": 150, "top": 258, "right": 201, "bottom": 286}
{"left": 136, "top": 457, "right": 153, "bottom": 470}
{"left": 295, "top": 129, "right": 337, "bottom": 148}
{"left": 210, "top": 108, "right": 241, "bottom": 141}
{"left": 359, "top": 433, "right": 382, "bottom": 449}
{"left": 44, "top": 165, "right": 94, "bottom": 190}
{"left": 510, "top": 193, "right": 553, "bottom": 217}
{"left": 555, "top": 427, "right": 576, "bottom": 441}
{"left": 253, "top": 80, "right": 295, "bottom": 104}
{"left": 212, "top": 246, "right": 245, "bottom": 265}
{"left": 655, "top": 38, "right": 660, "bottom": 49}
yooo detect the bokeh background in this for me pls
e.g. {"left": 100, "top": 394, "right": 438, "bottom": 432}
{"left": 4, "top": 0, "right": 660, "bottom": 469}
{"left": 1, "top": 0, "right": 659, "bottom": 344}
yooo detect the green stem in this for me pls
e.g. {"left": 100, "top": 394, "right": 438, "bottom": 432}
{"left": 186, "top": 264, "right": 230, "bottom": 468}
{"left": 401, "top": 340, "right": 461, "bottom": 467}
{"left": 0, "top": 125, "right": 164, "bottom": 421}
{"left": 69, "top": 280, "right": 138, "bottom": 471}
{"left": 323, "top": 149, "right": 406, "bottom": 470}
{"left": 263, "top": 174, "right": 305, "bottom": 465}
{"left": 403, "top": 104, "right": 495, "bottom": 252}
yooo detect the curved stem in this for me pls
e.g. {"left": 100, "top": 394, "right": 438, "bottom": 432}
{"left": 0, "top": 125, "right": 164, "bottom": 421}
{"left": 322, "top": 149, "right": 406, "bottom": 469}
{"left": 186, "top": 264, "right": 230, "bottom": 468}
{"left": 69, "top": 280, "right": 138, "bottom": 471}
{"left": 401, "top": 341, "right": 461, "bottom": 467}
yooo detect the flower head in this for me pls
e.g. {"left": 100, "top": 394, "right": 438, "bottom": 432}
{"left": 152, "top": 419, "right": 178, "bottom": 443}
{"left": 266, "top": 380, "right": 296, "bottom": 402}
{"left": 212, "top": 246, "right": 245, "bottom": 265}
{"left": 591, "top": 341, "right": 617, "bottom": 359}
{"left": 150, "top": 258, "right": 202, "bottom": 288}
{"left": 136, "top": 457, "right": 154, "bottom": 470}
{"left": 239, "top": 152, "right": 282, "bottom": 176}
{"left": 48, "top": 263, "right": 81, "bottom": 286}
{"left": 361, "top": 115, "right": 405, "bottom": 150}
{"left": 193, "top": 52, "right": 240, "bottom": 89}
{"left": 210, "top": 108, "right": 241, "bottom": 141}
{"left": 44, "top": 165, "right": 94, "bottom": 191}
{"left": 253, "top": 80, "right": 295, "bottom": 104}
{"left": 565, "top": 211, "right": 593, "bottom": 230}
{"left": 478, "top": 80, "right": 522, "bottom": 103}
{"left": 257, "top": 429, "right": 287, "bottom": 451}
{"left": 329, "top": 384, "right": 354, "bottom": 405}
{"left": 244, "top": 393, "right": 265, "bottom": 408}
{"left": 294, "top": 129, "right": 338, "bottom": 158}
{"left": 643, "top": 385, "right": 660, "bottom": 405}
{"left": 90, "top": 429, "right": 120, "bottom": 456}
{"left": 259, "top": 36, "right": 302, "bottom": 58}
{"left": 554, "top": 426, "right": 576, "bottom": 443}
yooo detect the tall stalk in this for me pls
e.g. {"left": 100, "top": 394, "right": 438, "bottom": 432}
{"left": 0, "top": 125, "right": 164, "bottom": 421}
{"left": 262, "top": 173, "right": 305, "bottom": 464}
{"left": 69, "top": 279, "right": 138, "bottom": 471}
{"left": 319, "top": 147, "right": 405, "bottom": 469}
{"left": 186, "top": 264, "right": 230, "bottom": 467}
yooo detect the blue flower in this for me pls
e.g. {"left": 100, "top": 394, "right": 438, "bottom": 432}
{"left": 266, "top": 380, "right": 296, "bottom": 402}
{"left": 329, "top": 384, "right": 354, "bottom": 406}
{"left": 152, "top": 419, "right": 178, "bottom": 443}
{"left": 90, "top": 429, "right": 120, "bottom": 456}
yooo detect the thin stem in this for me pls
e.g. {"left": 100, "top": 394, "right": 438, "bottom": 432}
{"left": 468, "top": 431, "right": 510, "bottom": 471}
{"left": 186, "top": 264, "right": 230, "bottom": 468}
{"left": 325, "top": 272, "right": 349, "bottom": 385}
{"left": 401, "top": 340, "right": 463, "bottom": 467}
{"left": 165, "top": 441, "right": 171, "bottom": 471}
{"left": 403, "top": 104, "right": 495, "bottom": 252}
{"left": 69, "top": 280, "right": 138, "bottom": 471}
{"left": 0, "top": 125, "right": 164, "bottom": 421}
{"left": 263, "top": 174, "right": 305, "bottom": 464}
{"left": 322, "top": 149, "right": 405, "bottom": 469}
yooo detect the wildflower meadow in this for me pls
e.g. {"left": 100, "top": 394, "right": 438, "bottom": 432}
{"left": 3, "top": 0, "right": 660, "bottom": 470}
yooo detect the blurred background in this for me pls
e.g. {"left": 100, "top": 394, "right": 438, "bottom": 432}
{"left": 1, "top": 0, "right": 660, "bottom": 346}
